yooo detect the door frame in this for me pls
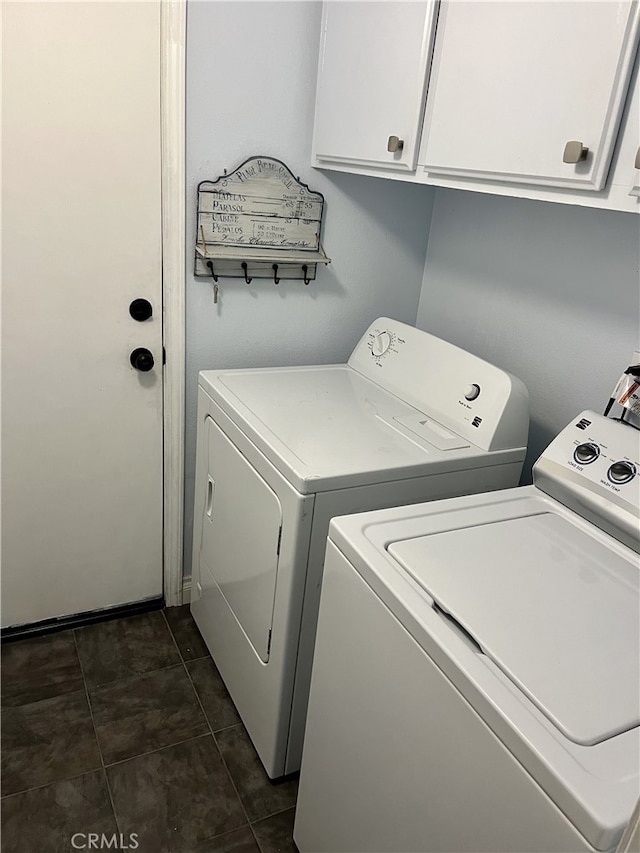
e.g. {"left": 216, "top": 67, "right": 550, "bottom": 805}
{"left": 162, "top": 0, "right": 187, "bottom": 607}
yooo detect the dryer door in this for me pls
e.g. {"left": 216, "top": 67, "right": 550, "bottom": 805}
{"left": 201, "top": 416, "right": 282, "bottom": 662}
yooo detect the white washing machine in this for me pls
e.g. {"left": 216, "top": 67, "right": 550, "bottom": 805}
{"left": 294, "top": 410, "right": 640, "bottom": 852}
{"left": 190, "top": 317, "right": 529, "bottom": 777}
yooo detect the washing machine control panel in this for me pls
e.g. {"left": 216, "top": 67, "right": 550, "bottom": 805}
{"left": 533, "top": 410, "right": 640, "bottom": 550}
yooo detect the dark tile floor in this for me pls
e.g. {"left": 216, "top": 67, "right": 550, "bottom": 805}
{"left": 1, "top": 607, "right": 299, "bottom": 853}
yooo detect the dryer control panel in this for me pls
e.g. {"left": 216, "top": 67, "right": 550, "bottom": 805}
{"left": 534, "top": 410, "right": 640, "bottom": 552}
{"left": 348, "top": 318, "right": 529, "bottom": 454}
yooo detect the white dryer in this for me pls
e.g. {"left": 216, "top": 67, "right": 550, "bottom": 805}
{"left": 190, "top": 317, "right": 529, "bottom": 777}
{"left": 294, "top": 410, "right": 640, "bottom": 852}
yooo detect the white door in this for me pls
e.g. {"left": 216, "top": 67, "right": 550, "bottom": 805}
{"left": 420, "top": 1, "right": 640, "bottom": 191}
{"left": 313, "top": 1, "right": 438, "bottom": 172}
{"left": 2, "top": 1, "right": 164, "bottom": 627}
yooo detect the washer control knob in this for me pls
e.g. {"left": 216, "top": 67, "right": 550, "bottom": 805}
{"left": 372, "top": 332, "right": 392, "bottom": 357}
{"left": 607, "top": 460, "right": 636, "bottom": 484}
{"left": 464, "top": 384, "right": 481, "bottom": 401}
{"left": 574, "top": 442, "right": 600, "bottom": 464}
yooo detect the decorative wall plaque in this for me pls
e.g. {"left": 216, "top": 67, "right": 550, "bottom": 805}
{"left": 195, "top": 157, "right": 330, "bottom": 284}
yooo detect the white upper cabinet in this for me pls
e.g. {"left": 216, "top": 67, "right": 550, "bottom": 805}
{"left": 420, "top": 1, "right": 640, "bottom": 191}
{"left": 606, "top": 57, "right": 640, "bottom": 201}
{"left": 313, "top": 1, "right": 439, "bottom": 172}
{"left": 632, "top": 152, "right": 640, "bottom": 196}
{"left": 625, "top": 69, "right": 640, "bottom": 197}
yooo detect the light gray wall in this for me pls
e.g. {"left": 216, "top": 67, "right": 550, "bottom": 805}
{"left": 416, "top": 189, "right": 640, "bottom": 481}
{"left": 184, "top": 0, "right": 435, "bottom": 575}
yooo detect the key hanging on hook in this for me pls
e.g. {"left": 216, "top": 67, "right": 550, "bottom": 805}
{"left": 272, "top": 264, "right": 280, "bottom": 285}
{"left": 207, "top": 260, "right": 219, "bottom": 303}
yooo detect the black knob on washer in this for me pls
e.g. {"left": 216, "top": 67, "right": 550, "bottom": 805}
{"left": 574, "top": 443, "right": 600, "bottom": 464}
{"left": 607, "top": 460, "right": 636, "bottom": 484}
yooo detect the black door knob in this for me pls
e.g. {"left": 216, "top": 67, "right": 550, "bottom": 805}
{"left": 129, "top": 298, "right": 153, "bottom": 322}
{"left": 130, "top": 347, "right": 154, "bottom": 372}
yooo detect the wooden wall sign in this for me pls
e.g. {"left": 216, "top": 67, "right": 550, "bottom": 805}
{"left": 195, "top": 157, "right": 330, "bottom": 283}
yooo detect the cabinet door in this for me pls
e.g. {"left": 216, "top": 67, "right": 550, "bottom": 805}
{"left": 313, "top": 1, "right": 438, "bottom": 172}
{"left": 631, "top": 156, "right": 640, "bottom": 196}
{"left": 625, "top": 68, "right": 640, "bottom": 196}
{"left": 609, "top": 57, "right": 640, "bottom": 199}
{"left": 420, "top": 1, "right": 640, "bottom": 191}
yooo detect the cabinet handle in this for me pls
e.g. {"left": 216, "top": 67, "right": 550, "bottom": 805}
{"left": 563, "top": 141, "right": 589, "bottom": 164}
{"left": 635, "top": 148, "right": 640, "bottom": 170}
{"left": 387, "top": 135, "right": 404, "bottom": 154}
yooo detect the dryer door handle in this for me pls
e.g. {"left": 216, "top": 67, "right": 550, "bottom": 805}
{"left": 206, "top": 476, "right": 215, "bottom": 518}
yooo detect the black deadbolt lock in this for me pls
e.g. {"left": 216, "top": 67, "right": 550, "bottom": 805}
{"left": 129, "top": 298, "right": 153, "bottom": 322}
{"left": 130, "top": 348, "right": 154, "bottom": 372}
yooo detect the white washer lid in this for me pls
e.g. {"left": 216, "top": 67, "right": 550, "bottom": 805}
{"left": 388, "top": 512, "right": 640, "bottom": 746}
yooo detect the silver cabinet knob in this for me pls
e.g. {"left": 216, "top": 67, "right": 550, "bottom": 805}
{"left": 563, "top": 141, "right": 589, "bottom": 163}
{"left": 635, "top": 147, "right": 640, "bottom": 170}
{"left": 387, "top": 135, "right": 404, "bottom": 153}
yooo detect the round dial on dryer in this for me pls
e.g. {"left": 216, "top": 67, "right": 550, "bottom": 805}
{"left": 607, "top": 460, "right": 636, "bottom": 484}
{"left": 371, "top": 331, "right": 392, "bottom": 357}
{"left": 574, "top": 442, "right": 600, "bottom": 464}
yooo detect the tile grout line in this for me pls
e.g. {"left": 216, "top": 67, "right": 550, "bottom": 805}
{"left": 0, "top": 766, "right": 109, "bottom": 802}
{"left": 0, "top": 734, "right": 218, "bottom": 801}
{"left": 161, "top": 609, "right": 266, "bottom": 851}
{"left": 76, "top": 658, "right": 193, "bottom": 691}
{"left": 102, "top": 731, "right": 212, "bottom": 770}
{"left": 251, "top": 803, "right": 298, "bottom": 826}
{"left": 205, "top": 720, "right": 243, "bottom": 736}
{"left": 72, "top": 629, "right": 122, "bottom": 836}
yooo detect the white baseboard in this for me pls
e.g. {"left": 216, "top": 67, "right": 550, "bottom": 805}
{"left": 181, "top": 577, "right": 192, "bottom": 603}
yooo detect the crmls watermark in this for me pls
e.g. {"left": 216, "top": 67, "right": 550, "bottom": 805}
{"left": 70, "top": 834, "right": 139, "bottom": 850}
